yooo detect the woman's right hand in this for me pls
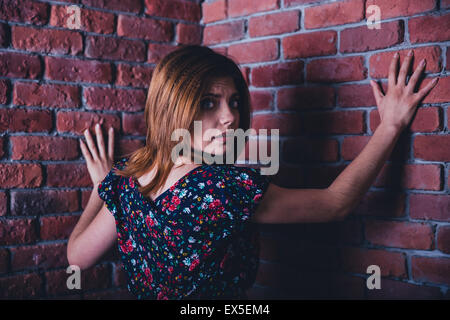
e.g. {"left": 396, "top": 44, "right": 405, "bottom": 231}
{"left": 79, "top": 123, "right": 115, "bottom": 187}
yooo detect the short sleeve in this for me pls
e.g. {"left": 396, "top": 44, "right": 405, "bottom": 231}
{"left": 226, "top": 166, "right": 272, "bottom": 220}
{"left": 97, "top": 158, "right": 128, "bottom": 219}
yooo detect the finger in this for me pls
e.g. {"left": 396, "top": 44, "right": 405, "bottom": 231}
{"left": 415, "top": 77, "right": 439, "bottom": 102}
{"left": 84, "top": 128, "right": 100, "bottom": 161}
{"left": 388, "top": 52, "right": 399, "bottom": 87}
{"left": 79, "top": 139, "right": 93, "bottom": 163}
{"left": 108, "top": 127, "right": 114, "bottom": 160}
{"left": 95, "top": 123, "right": 106, "bottom": 160}
{"left": 406, "top": 59, "right": 426, "bottom": 94}
{"left": 370, "top": 80, "right": 384, "bottom": 106}
{"left": 397, "top": 50, "right": 414, "bottom": 86}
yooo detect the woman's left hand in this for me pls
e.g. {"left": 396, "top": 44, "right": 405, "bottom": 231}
{"left": 80, "top": 123, "right": 115, "bottom": 187}
{"left": 370, "top": 49, "right": 439, "bottom": 132}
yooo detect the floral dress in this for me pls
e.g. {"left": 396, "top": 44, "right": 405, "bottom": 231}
{"left": 97, "top": 156, "right": 271, "bottom": 300}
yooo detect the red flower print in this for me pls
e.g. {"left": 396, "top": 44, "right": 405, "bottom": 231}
{"left": 171, "top": 196, "right": 180, "bottom": 205}
{"left": 144, "top": 268, "right": 153, "bottom": 283}
{"left": 129, "top": 177, "right": 135, "bottom": 188}
{"left": 189, "top": 258, "right": 200, "bottom": 271}
{"left": 220, "top": 252, "right": 230, "bottom": 269}
{"left": 169, "top": 204, "right": 177, "bottom": 211}
{"left": 206, "top": 180, "right": 212, "bottom": 185}
{"left": 173, "top": 229, "right": 182, "bottom": 236}
{"left": 145, "top": 216, "right": 155, "bottom": 228}
{"left": 125, "top": 239, "right": 133, "bottom": 253}
{"left": 157, "top": 291, "right": 168, "bottom": 300}
{"left": 253, "top": 193, "right": 262, "bottom": 202}
{"left": 168, "top": 266, "right": 174, "bottom": 274}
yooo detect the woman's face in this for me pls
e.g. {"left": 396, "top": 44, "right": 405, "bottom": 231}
{"left": 190, "top": 76, "right": 241, "bottom": 159}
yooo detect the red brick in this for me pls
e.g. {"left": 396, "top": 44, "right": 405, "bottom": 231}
{"left": 13, "top": 82, "right": 80, "bottom": 108}
{"left": 228, "top": 39, "right": 278, "bottom": 64}
{"left": 56, "top": 111, "right": 121, "bottom": 135}
{"left": 0, "top": 108, "right": 52, "bottom": 133}
{"left": 85, "top": 35, "right": 146, "bottom": 62}
{"left": 283, "top": 30, "right": 336, "bottom": 59}
{"left": 307, "top": 56, "right": 367, "bottom": 83}
{"left": 11, "top": 136, "right": 79, "bottom": 161}
{"left": 0, "top": 191, "right": 6, "bottom": 216}
{"left": 176, "top": 23, "right": 202, "bottom": 45}
{"left": 122, "top": 113, "right": 147, "bottom": 136}
{"left": 0, "top": 79, "right": 9, "bottom": 104}
{"left": 0, "top": 23, "right": 9, "bottom": 47}
{"left": 0, "top": 248, "right": 8, "bottom": 273}
{"left": 50, "top": 5, "right": 115, "bottom": 34}
{"left": 147, "top": 43, "right": 179, "bottom": 64}
{"left": 116, "top": 64, "right": 153, "bottom": 88}
{"left": 340, "top": 21, "right": 404, "bottom": 54}
{"left": 0, "top": 164, "right": 42, "bottom": 188}
{"left": 0, "top": 0, "right": 48, "bottom": 25}
{"left": 144, "top": 0, "right": 201, "bottom": 22}
{"left": 12, "top": 25, "right": 82, "bottom": 55}
{"left": 251, "top": 113, "right": 302, "bottom": 136}
{"left": 304, "top": 0, "right": 364, "bottom": 29}
{"left": 251, "top": 61, "right": 304, "bottom": 87}
{"left": 117, "top": 15, "right": 173, "bottom": 42}
{"left": 409, "top": 13, "right": 450, "bottom": 43}
{"left": 46, "top": 163, "right": 91, "bottom": 188}
{"left": 337, "top": 84, "right": 376, "bottom": 107}
{"left": 203, "top": 20, "right": 245, "bottom": 45}
{"left": 411, "top": 256, "right": 450, "bottom": 285}
{"left": 369, "top": 46, "right": 442, "bottom": 79}
{"left": 421, "top": 77, "right": 450, "bottom": 104}
{"left": 351, "top": 190, "right": 406, "bottom": 217}
{"left": 202, "top": 0, "right": 227, "bottom": 24}
{"left": 283, "top": 137, "right": 339, "bottom": 163}
{"left": 369, "top": 107, "right": 441, "bottom": 133}
{"left": 0, "top": 218, "right": 38, "bottom": 245}
{"left": 10, "top": 243, "right": 67, "bottom": 271}
{"left": 81, "top": 0, "right": 141, "bottom": 13}
{"left": 0, "top": 273, "right": 43, "bottom": 299}
{"left": 277, "top": 86, "right": 335, "bottom": 110}
{"left": 40, "top": 215, "right": 79, "bottom": 241}
{"left": 340, "top": 247, "right": 407, "bottom": 277}
{"left": 437, "top": 226, "right": 450, "bottom": 254}
{"left": 11, "top": 190, "right": 79, "bottom": 216}
{"left": 249, "top": 10, "right": 300, "bottom": 37}
{"left": 228, "top": 0, "right": 279, "bottom": 18}
{"left": 117, "top": 139, "right": 145, "bottom": 160}
{"left": 374, "top": 163, "right": 442, "bottom": 191}
{"left": 249, "top": 90, "right": 273, "bottom": 112}
{"left": 365, "top": 220, "right": 434, "bottom": 250}
{"left": 367, "top": 278, "right": 442, "bottom": 299}
{"left": 0, "top": 52, "right": 41, "bottom": 79}
{"left": 410, "top": 194, "right": 450, "bottom": 222}
{"left": 414, "top": 135, "right": 450, "bottom": 161}
{"left": 366, "top": 0, "right": 436, "bottom": 19}
{"left": 301, "top": 111, "right": 365, "bottom": 134}
{"left": 45, "top": 57, "right": 112, "bottom": 84}
{"left": 84, "top": 87, "right": 146, "bottom": 112}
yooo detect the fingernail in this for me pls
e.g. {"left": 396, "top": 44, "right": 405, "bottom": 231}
{"left": 420, "top": 59, "right": 425, "bottom": 67}
{"left": 394, "top": 52, "right": 399, "bottom": 58}
{"left": 432, "top": 77, "right": 439, "bottom": 84}
{"left": 96, "top": 123, "right": 100, "bottom": 128}
{"left": 109, "top": 127, "right": 113, "bottom": 132}
{"left": 408, "top": 50, "right": 413, "bottom": 56}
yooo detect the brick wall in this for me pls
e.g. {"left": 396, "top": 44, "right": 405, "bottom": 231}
{"left": 0, "top": 0, "right": 449, "bottom": 299}
{"left": 202, "top": 0, "right": 449, "bottom": 299}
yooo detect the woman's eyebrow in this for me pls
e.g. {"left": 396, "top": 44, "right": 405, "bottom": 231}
{"left": 203, "top": 92, "right": 240, "bottom": 97}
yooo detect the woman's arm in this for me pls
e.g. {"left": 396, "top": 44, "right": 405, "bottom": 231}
{"left": 253, "top": 50, "right": 439, "bottom": 224}
{"left": 67, "top": 123, "right": 117, "bottom": 269}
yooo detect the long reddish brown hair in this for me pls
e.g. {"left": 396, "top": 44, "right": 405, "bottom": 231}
{"left": 114, "top": 45, "right": 252, "bottom": 199}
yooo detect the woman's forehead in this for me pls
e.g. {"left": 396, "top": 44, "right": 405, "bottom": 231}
{"left": 205, "top": 76, "right": 236, "bottom": 92}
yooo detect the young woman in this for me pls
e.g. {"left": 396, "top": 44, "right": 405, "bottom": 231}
{"left": 67, "top": 45, "right": 439, "bottom": 300}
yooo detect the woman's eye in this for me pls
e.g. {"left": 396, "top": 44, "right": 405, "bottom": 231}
{"left": 231, "top": 99, "right": 240, "bottom": 109}
{"left": 201, "top": 99, "right": 215, "bottom": 110}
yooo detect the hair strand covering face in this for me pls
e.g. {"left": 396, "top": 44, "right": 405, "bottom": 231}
{"left": 114, "top": 45, "right": 252, "bottom": 200}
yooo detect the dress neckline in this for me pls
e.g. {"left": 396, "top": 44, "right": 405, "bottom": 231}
{"left": 132, "top": 164, "right": 206, "bottom": 204}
